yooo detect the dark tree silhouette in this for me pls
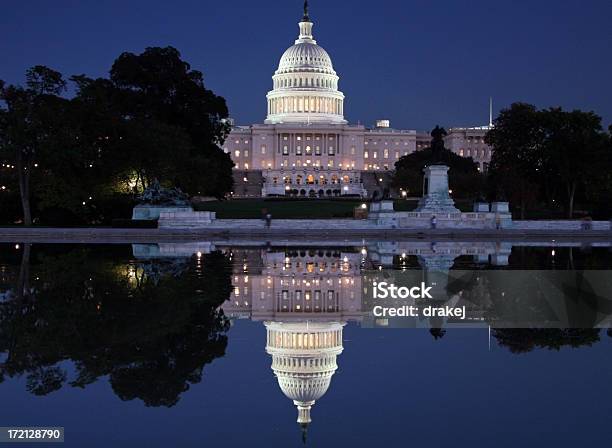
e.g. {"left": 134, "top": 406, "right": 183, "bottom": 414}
{"left": 0, "top": 248, "right": 232, "bottom": 407}
{"left": 493, "top": 329, "right": 601, "bottom": 354}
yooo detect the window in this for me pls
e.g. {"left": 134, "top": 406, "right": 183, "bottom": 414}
{"left": 373, "top": 151, "right": 378, "bottom": 159}
{"left": 364, "top": 151, "right": 369, "bottom": 159}
{"left": 383, "top": 149, "right": 389, "bottom": 159}
{"left": 283, "top": 145, "right": 289, "bottom": 156}
{"left": 296, "top": 145, "right": 302, "bottom": 155}
{"left": 328, "top": 146, "right": 335, "bottom": 156}
{"left": 244, "top": 150, "right": 249, "bottom": 157}
{"left": 261, "top": 145, "right": 266, "bottom": 155}
{"left": 350, "top": 146, "right": 356, "bottom": 155}
{"left": 234, "top": 150, "right": 240, "bottom": 158}
{"left": 315, "top": 145, "right": 321, "bottom": 156}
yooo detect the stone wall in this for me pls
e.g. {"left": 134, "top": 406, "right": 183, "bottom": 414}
{"left": 513, "top": 220, "right": 611, "bottom": 231}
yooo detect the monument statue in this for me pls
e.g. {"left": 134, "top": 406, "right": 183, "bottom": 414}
{"left": 138, "top": 180, "right": 190, "bottom": 206}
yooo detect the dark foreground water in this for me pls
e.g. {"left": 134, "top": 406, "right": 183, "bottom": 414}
{"left": 1, "top": 241, "right": 611, "bottom": 447}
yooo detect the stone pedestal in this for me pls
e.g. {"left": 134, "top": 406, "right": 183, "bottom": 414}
{"left": 474, "top": 202, "right": 490, "bottom": 212}
{"left": 415, "top": 165, "right": 460, "bottom": 213}
{"left": 491, "top": 202, "right": 510, "bottom": 213}
{"left": 132, "top": 205, "right": 194, "bottom": 220}
{"left": 368, "top": 200, "right": 398, "bottom": 228}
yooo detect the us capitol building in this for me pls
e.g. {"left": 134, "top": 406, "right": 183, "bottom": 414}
{"left": 224, "top": 1, "right": 493, "bottom": 198}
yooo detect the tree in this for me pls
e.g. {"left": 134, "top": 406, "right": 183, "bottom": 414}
{"left": 485, "top": 103, "right": 546, "bottom": 218}
{"left": 541, "top": 108, "right": 608, "bottom": 218}
{"left": 0, "top": 66, "right": 69, "bottom": 224}
{"left": 107, "top": 46, "right": 234, "bottom": 197}
{"left": 393, "top": 126, "right": 482, "bottom": 199}
{"left": 486, "top": 104, "right": 611, "bottom": 219}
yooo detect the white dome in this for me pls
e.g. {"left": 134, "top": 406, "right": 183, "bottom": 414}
{"left": 277, "top": 42, "right": 336, "bottom": 76}
{"left": 277, "top": 372, "right": 332, "bottom": 402}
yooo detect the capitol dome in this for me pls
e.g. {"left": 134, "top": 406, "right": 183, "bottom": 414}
{"left": 265, "top": 2, "right": 346, "bottom": 124}
{"left": 277, "top": 42, "right": 335, "bottom": 76}
{"left": 265, "top": 321, "right": 344, "bottom": 433}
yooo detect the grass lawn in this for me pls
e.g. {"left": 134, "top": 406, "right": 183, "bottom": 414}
{"left": 194, "top": 199, "right": 366, "bottom": 219}
{"left": 193, "top": 198, "right": 477, "bottom": 219}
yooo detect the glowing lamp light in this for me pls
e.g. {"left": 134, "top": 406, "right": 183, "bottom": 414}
{"left": 361, "top": 203, "right": 367, "bottom": 209}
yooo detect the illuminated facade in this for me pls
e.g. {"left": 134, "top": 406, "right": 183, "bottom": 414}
{"left": 224, "top": 2, "right": 492, "bottom": 198}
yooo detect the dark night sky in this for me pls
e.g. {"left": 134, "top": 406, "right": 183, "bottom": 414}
{"left": 1, "top": 0, "right": 611, "bottom": 131}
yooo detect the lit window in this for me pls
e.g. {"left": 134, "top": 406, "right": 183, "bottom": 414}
{"left": 261, "top": 145, "right": 266, "bottom": 154}
{"left": 364, "top": 151, "right": 369, "bottom": 159}
{"left": 383, "top": 149, "right": 389, "bottom": 159}
{"left": 234, "top": 150, "right": 240, "bottom": 158}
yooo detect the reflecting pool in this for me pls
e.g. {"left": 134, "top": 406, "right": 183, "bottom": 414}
{"left": 1, "top": 241, "right": 611, "bottom": 446}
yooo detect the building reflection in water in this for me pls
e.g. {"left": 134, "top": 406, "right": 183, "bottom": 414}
{"left": 223, "top": 249, "right": 361, "bottom": 438}
{"left": 131, "top": 240, "right": 612, "bottom": 437}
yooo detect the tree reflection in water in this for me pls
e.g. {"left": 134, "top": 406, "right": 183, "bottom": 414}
{"left": 0, "top": 246, "right": 232, "bottom": 407}
{"left": 1, "top": 243, "right": 611, "bottom": 413}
